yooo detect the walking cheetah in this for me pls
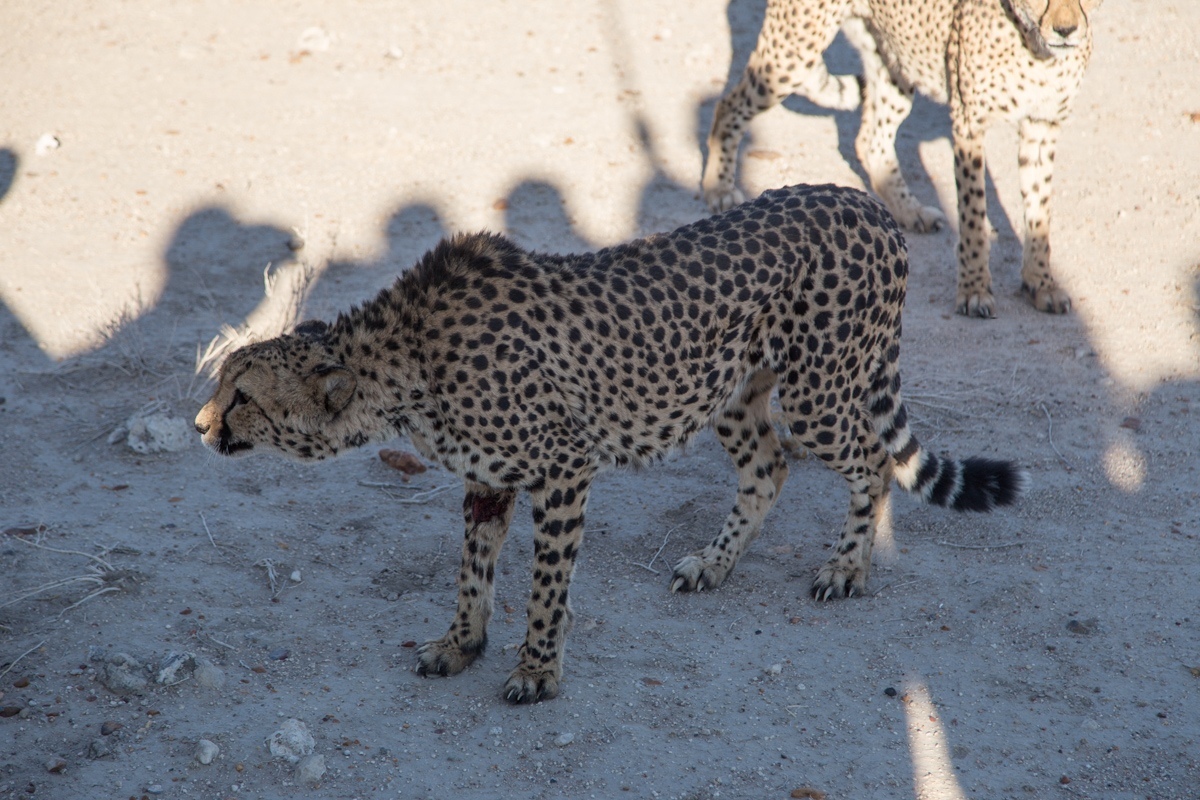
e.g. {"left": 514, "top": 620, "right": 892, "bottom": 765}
{"left": 702, "top": 0, "right": 1101, "bottom": 317}
{"left": 196, "top": 185, "right": 1026, "bottom": 702}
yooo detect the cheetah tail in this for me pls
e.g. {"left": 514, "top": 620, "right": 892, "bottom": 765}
{"left": 872, "top": 394, "right": 1028, "bottom": 513}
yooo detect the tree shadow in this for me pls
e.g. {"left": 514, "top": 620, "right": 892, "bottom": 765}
{"left": 311, "top": 201, "right": 449, "bottom": 316}
{"left": 0, "top": 148, "right": 17, "bottom": 206}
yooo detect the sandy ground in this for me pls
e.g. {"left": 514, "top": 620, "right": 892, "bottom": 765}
{"left": 2, "top": 1, "right": 1199, "bottom": 798}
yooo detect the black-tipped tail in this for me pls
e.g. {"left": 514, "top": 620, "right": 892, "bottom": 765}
{"left": 896, "top": 448, "right": 1027, "bottom": 512}
{"left": 951, "top": 457, "right": 1028, "bottom": 512}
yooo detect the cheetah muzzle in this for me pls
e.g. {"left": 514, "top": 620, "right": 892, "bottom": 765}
{"left": 197, "top": 184, "right": 1027, "bottom": 702}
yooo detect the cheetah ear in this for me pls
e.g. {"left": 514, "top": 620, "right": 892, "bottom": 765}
{"left": 306, "top": 364, "right": 356, "bottom": 414}
{"left": 294, "top": 319, "right": 329, "bottom": 339}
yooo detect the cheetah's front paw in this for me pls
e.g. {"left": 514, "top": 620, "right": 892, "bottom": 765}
{"left": 1023, "top": 282, "right": 1071, "bottom": 314}
{"left": 811, "top": 561, "right": 868, "bottom": 601}
{"left": 503, "top": 663, "right": 560, "bottom": 704}
{"left": 902, "top": 205, "right": 947, "bottom": 234}
{"left": 669, "top": 553, "right": 730, "bottom": 593}
{"left": 955, "top": 288, "right": 997, "bottom": 319}
{"left": 414, "top": 635, "right": 486, "bottom": 677}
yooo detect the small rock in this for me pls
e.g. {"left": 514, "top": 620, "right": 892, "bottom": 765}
{"left": 44, "top": 756, "right": 67, "bottom": 774}
{"left": 296, "top": 26, "right": 332, "bottom": 53}
{"left": 289, "top": 570, "right": 302, "bottom": 583}
{"left": 489, "top": 726, "right": 503, "bottom": 736}
{"left": 195, "top": 739, "right": 220, "bottom": 765}
{"left": 87, "top": 738, "right": 112, "bottom": 760}
{"left": 385, "top": 44, "right": 404, "bottom": 60}
{"left": 379, "top": 449, "right": 426, "bottom": 475}
{"left": 1066, "top": 618, "right": 1099, "bottom": 635}
{"left": 765, "top": 663, "right": 782, "bottom": 676}
{"left": 156, "top": 652, "right": 198, "bottom": 684}
{"left": 268, "top": 647, "right": 290, "bottom": 661}
{"left": 34, "top": 133, "right": 60, "bottom": 156}
{"left": 95, "top": 653, "right": 148, "bottom": 695}
{"left": 553, "top": 732, "right": 574, "bottom": 747}
{"left": 145, "top": 784, "right": 164, "bottom": 794}
{"left": 294, "top": 754, "right": 326, "bottom": 783}
{"left": 100, "top": 721, "right": 123, "bottom": 736}
{"left": 124, "top": 411, "right": 193, "bottom": 453}
{"left": 884, "top": 687, "right": 898, "bottom": 697}
{"left": 268, "top": 718, "right": 315, "bottom": 763}
{"left": 195, "top": 660, "right": 226, "bottom": 690}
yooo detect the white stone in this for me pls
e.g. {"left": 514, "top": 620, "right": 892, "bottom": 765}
{"left": 268, "top": 718, "right": 315, "bottom": 763}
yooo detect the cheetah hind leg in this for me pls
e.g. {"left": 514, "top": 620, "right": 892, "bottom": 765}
{"left": 671, "top": 370, "right": 787, "bottom": 592}
{"left": 702, "top": 0, "right": 860, "bottom": 212}
{"left": 415, "top": 484, "right": 516, "bottom": 678}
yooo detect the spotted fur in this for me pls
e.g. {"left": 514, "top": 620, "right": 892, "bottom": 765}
{"left": 196, "top": 185, "right": 1026, "bottom": 702}
{"left": 702, "top": 0, "right": 1101, "bottom": 317}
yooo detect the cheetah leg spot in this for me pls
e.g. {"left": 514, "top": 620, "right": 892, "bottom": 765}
{"left": 1017, "top": 117, "right": 1070, "bottom": 314}
{"left": 414, "top": 483, "right": 515, "bottom": 679}
{"left": 672, "top": 369, "right": 786, "bottom": 593}
{"left": 951, "top": 123, "right": 995, "bottom": 318}
{"left": 501, "top": 475, "right": 592, "bottom": 703}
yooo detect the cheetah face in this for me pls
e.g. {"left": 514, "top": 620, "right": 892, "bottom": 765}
{"left": 1007, "top": 0, "right": 1100, "bottom": 59}
{"left": 195, "top": 332, "right": 358, "bottom": 462}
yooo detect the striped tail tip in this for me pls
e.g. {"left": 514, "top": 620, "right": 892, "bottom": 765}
{"left": 950, "top": 457, "right": 1028, "bottom": 512}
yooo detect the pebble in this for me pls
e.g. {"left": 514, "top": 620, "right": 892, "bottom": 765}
{"left": 100, "top": 721, "right": 123, "bottom": 736}
{"left": 87, "top": 738, "right": 112, "bottom": 760}
{"left": 44, "top": 756, "right": 67, "bottom": 774}
{"left": 268, "top": 647, "right": 290, "bottom": 661}
{"left": 121, "top": 411, "right": 193, "bottom": 454}
{"left": 156, "top": 652, "right": 198, "bottom": 684}
{"left": 553, "top": 732, "right": 574, "bottom": 747}
{"left": 489, "top": 726, "right": 503, "bottom": 736}
{"left": 765, "top": 663, "right": 783, "bottom": 676}
{"left": 34, "top": 133, "right": 60, "bottom": 156}
{"left": 196, "top": 739, "right": 220, "bottom": 765}
{"left": 294, "top": 754, "right": 326, "bottom": 783}
{"left": 196, "top": 660, "right": 226, "bottom": 690}
{"left": 884, "top": 687, "right": 898, "bottom": 697}
{"left": 289, "top": 570, "right": 302, "bottom": 582}
{"left": 268, "top": 718, "right": 315, "bottom": 763}
{"left": 145, "top": 784, "right": 164, "bottom": 794}
{"left": 1067, "top": 618, "right": 1099, "bottom": 635}
{"left": 94, "top": 653, "right": 148, "bottom": 695}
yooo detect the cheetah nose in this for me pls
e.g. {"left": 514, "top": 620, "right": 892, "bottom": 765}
{"left": 195, "top": 421, "right": 210, "bottom": 436}
{"left": 1053, "top": 24, "right": 1077, "bottom": 38}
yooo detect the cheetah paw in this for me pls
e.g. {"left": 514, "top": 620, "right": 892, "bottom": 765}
{"left": 1023, "top": 282, "right": 1071, "bottom": 314}
{"left": 704, "top": 186, "right": 746, "bottom": 214}
{"left": 905, "top": 205, "right": 947, "bottom": 234}
{"left": 414, "top": 635, "right": 486, "bottom": 677}
{"left": 955, "top": 289, "right": 997, "bottom": 319}
{"left": 669, "top": 554, "right": 729, "bottom": 593}
{"left": 811, "top": 562, "right": 868, "bottom": 601}
{"left": 503, "top": 664, "right": 560, "bottom": 704}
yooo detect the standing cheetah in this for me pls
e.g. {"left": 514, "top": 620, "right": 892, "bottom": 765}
{"left": 702, "top": 0, "right": 1101, "bottom": 317}
{"left": 196, "top": 185, "right": 1025, "bottom": 702}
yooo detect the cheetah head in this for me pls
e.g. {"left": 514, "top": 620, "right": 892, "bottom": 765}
{"left": 1006, "top": 0, "right": 1101, "bottom": 59}
{"left": 195, "top": 321, "right": 361, "bottom": 462}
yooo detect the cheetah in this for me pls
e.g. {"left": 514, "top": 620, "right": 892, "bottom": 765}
{"left": 701, "top": 0, "right": 1101, "bottom": 317}
{"left": 195, "top": 185, "right": 1026, "bottom": 702}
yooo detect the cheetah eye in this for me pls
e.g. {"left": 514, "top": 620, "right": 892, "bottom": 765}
{"left": 229, "top": 389, "right": 249, "bottom": 410}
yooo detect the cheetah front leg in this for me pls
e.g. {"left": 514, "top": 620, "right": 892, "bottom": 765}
{"left": 416, "top": 482, "right": 516, "bottom": 678}
{"left": 503, "top": 475, "right": 592, "bottom": 703}
{"left": 951, "top": 121, "right": 996, "bottom": 318}
{"left": 702, "top": 0, "right": 859, "bottom": 212}
{"left": 1017, "top": 117, "right": 1070, "bottom": 313}
{"left": 672, "top": 369, "right": 787, "bottom": 592}
{"left": 849, "top": 18, "right": 947, "bottom": 234}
